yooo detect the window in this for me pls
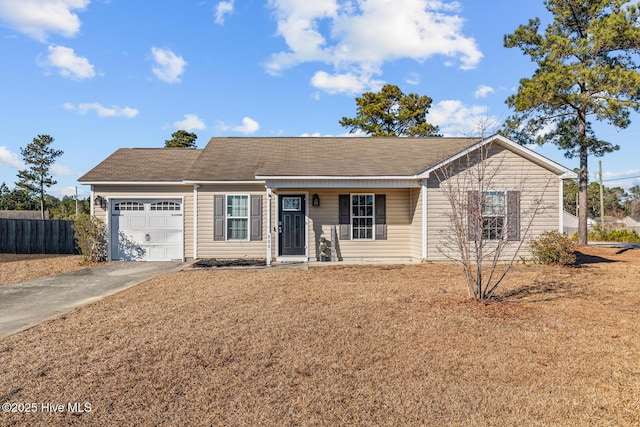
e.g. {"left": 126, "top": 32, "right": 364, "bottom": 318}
{"left": 226, "top": 195, "right": 248, "bottom": 240}
{"left": 114, "top": 201, "right": 144, "bottom": 211}
{"left": 214, "top": 194, "right": 262, "bottom": 242}
{"left": 351, "top": 194, "right": 374, "bottom": 239}
{"left": 338, "top": 194, "right": 386, "bottom": 241}
{"left": 150, "top": 201, "right": 180, "bottom": 211}
{"left": 468, "top": 191, "right": 520, "bottom": 242}
{"left": 482, "top": 191, "right": 505, "bottom": 240}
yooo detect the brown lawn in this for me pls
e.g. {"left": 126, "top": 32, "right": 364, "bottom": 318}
{"left": 1, "top": 246, "right": 639, "bottom": 426}
{"left": 0, "top": 254, "right": 91, "bottom": 286}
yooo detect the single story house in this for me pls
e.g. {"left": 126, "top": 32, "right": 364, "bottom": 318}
{"left": 78, "top": 134, "right": 577, "bottom": 263}
{"left": 621, "top": 215, "right": 640, "bottom": 231}
{"left": 562, "top": 210, "right": 596, "bottom": 236}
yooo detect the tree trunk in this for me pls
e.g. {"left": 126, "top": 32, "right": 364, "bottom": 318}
{"left": 40, "top": 182, "right": 45, "bottom": 220}
{"left": 577, "top": 109, "right": 588, "bottom": 245}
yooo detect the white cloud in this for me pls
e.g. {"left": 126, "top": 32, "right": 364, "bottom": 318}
{"left": 427, "top": 99, "right": 499, "bottom": 137}
{"left": 0, "top": 0, "right": 89, "bottom": 42}
{"left": 405, "top": 72, "right": 420, "bottom": 86}
{"left": 151, "top": 46, "right": 187, "bottom": 83}
{"left": 64, "top": 102, "right": 139, "bottom": 118}
{"left": 600, "top": 170, "right": 640, "bottom": 190}
{"left": 41, "top": 45, "right": 95, "bottom": 79}
{"left": 603, "top": 169, "right": 640, "bottom": 182}
{"left": 310, "top": 70, "right": 383, "bottom": 95}
{"left": 174, "top": 114, "right": 206, "bottom": 131}
{"left": 232, "top": 117, "right": 260, "bottom": 134}
{"left": 0, "top": 146, "right": 24, "bottom": 169}
{"left": 50, "top": 185, "right": 87, "bottom": 197}
{"left": 265, "top": 0, "right": 482, "bottom": 94}
{"left": 214, "top": 0, "right": 234, "bottom": 25}
{"left": 474, "top": 84, "right": 494, "bottom": 99}
{"left": 51, "top": 163, "right": 74, "bottom": 176}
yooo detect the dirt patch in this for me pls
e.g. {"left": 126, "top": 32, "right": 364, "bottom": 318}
{"left": 0, "top": 246, "right": 639, "bottom": 426}
{"left": 0, "top": 254, "right": 93, "bottom": 286}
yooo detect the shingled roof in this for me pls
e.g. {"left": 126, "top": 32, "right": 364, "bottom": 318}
{"left": 79, "top": 148, "right": 202, "bottom": 183}
{"left": 79, "top": 137, "right": 484, "bottom": 183}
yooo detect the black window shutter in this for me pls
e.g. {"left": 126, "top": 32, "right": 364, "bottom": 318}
{"left": 214, "top": 195, "right": 225, "bottom": 241}
{"left": 250, "top": 195, "right": 262, "bottom": 241}
{"left": 375, "top": 194, "right": 387, "bottom": 240}
{"left": 507, "top": 191, "right": 521, "bottom": 241}
{"left": 338, "top": 194, "right": 350, "bottom": 240}
{"left": 467, "top": 191, "right": 480, "bottom": 241}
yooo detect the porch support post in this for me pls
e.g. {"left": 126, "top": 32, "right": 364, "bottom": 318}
{"left": 90, "top": 185, "right": 94, "bottom": 217}
{"left": 558, "top": 178, "right": 564, "bottom": 233}
{"left": 266, "top": 186, "right": 272, "bottom": 265}
{"left": 421, "top": 178, "right": 428, "bottom": 261}
{"left": 105, "top": 197, "right": 111, "bottom": 261}
{"left": 193, "top": 184, "right": 199, "bottom": 259}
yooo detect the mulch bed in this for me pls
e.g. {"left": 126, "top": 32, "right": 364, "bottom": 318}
{"left": 191, "top": 258, "right": 267, "bottom": 268}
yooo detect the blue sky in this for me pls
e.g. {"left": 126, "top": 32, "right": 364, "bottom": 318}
{"left": 1, "top": 0, "right": 639, "bottom": 199}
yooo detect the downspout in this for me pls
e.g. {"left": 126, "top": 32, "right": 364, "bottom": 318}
{"left": 266, "top": 186, "right": 272, "bottom": 265}
{"left": 421, "top": 177, "right": 428, "bottom": 261}
{"left": 193, "top": 184, "right": 199, "bottom": 259}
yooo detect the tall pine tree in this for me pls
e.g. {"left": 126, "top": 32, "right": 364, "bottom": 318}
{"left": 16, "top": 135, "right": 64, "bottom": 219}
{"left": 504, "top": 0, "right": 640, "bottom": 244}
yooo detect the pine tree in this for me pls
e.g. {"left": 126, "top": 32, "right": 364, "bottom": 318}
{"left": 16, "top": 135, "right": 64, "bottom": 219}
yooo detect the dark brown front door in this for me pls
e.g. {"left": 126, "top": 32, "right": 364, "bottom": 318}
{"left": 279, "top": 195, "right": 305, "bottom": 256}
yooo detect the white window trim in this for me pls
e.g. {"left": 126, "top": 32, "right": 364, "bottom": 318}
{"left": 226, "top": 194, "right": 250, "bottom": 241}
{"left": 480, "top": 190, "right": 507, "bottom": 241}
{"left": 350, "top": 193, "right": 376, "bottom": 241}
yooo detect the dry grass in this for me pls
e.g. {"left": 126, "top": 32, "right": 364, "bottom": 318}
{"left": 1, "top": 246, "right": 639, "bottom": 426}
{"left": 0, "top": 254, "right": 91, "bottom": 286}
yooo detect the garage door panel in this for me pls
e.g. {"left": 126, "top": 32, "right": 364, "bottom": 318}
{"left": 129, "top": 216, "right": 147, "bottom": 228}
{"left": 149, "top": 216, "right": 166, "bottom": 227}
{"left": 166, "top": 215, "right": 182, "bottom": 227}
{"left": 111, "top": 199, "right": 183, "bottom": 261}
{"left": 166, "top": 230, "right": 182, "bottom": 244}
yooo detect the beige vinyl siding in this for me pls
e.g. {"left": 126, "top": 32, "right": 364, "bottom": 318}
{"left": 196, "top": 185, "right": 267, "bottom": 259}
{"left": 285, "top": 188, "right": 415, "bottom": 261}
{"left": 426, "top": 146, "right": 560, "bottom": 261}
{"left": 92, "top": 185, "right": 193, "bottom": 259}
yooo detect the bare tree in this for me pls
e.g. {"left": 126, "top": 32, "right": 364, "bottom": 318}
{"left": 434, "top": 140, "right": 554, "bottom": 300}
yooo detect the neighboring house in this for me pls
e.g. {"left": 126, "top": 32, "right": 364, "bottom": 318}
{"left": 0, "top": 210, "right": 49, "bottom": 220}
{"left": 562, "top": 210, "right": 596, "bottom": 236}
{"left": 622, "top": 215, "right": 640, "bottom": 232}
{"left": 78, "top": 135, "right": 577, "bottom": 263}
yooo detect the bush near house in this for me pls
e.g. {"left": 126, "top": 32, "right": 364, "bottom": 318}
{"left": 530, "top": 231, "right": 576, "bottom": 266}
{"left": 72, "top": 214, "right": 107, "bottom": 263}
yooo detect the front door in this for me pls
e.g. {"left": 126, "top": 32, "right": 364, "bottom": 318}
{"left": 279, "top": 195, "right": 306, "bottom": 256}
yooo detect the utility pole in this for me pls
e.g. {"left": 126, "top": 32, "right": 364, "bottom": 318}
{"left": 599, "top": 161, "right": 605, "bottom": 229}
{"left": 75, "top": 186, "right": 79, "bottom": 216}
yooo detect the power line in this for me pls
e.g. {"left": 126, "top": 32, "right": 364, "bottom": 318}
{"left": 602, "top": 175, "right": 640, "bottom": 183}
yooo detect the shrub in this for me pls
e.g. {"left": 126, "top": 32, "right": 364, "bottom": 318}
{"left": 587, "top": 224, "right": 640, "bottom": 243}
{"left": 73, "top": 214, "right": 107, "bottom": 263}
{"left": 530, "top": 231, "right": 576, "bottom": 266}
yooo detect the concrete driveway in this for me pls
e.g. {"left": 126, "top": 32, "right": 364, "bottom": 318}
{"left": 0, "top": 261, "right": 185, "bottom": 339}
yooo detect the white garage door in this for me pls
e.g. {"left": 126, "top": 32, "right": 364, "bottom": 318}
{"left": 111, "top": 200, "right": 183, "bottom": 261}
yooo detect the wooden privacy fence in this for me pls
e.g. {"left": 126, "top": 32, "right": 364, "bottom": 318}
{"left": 0, "top": 219, "right": 76, "bottom": 254}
